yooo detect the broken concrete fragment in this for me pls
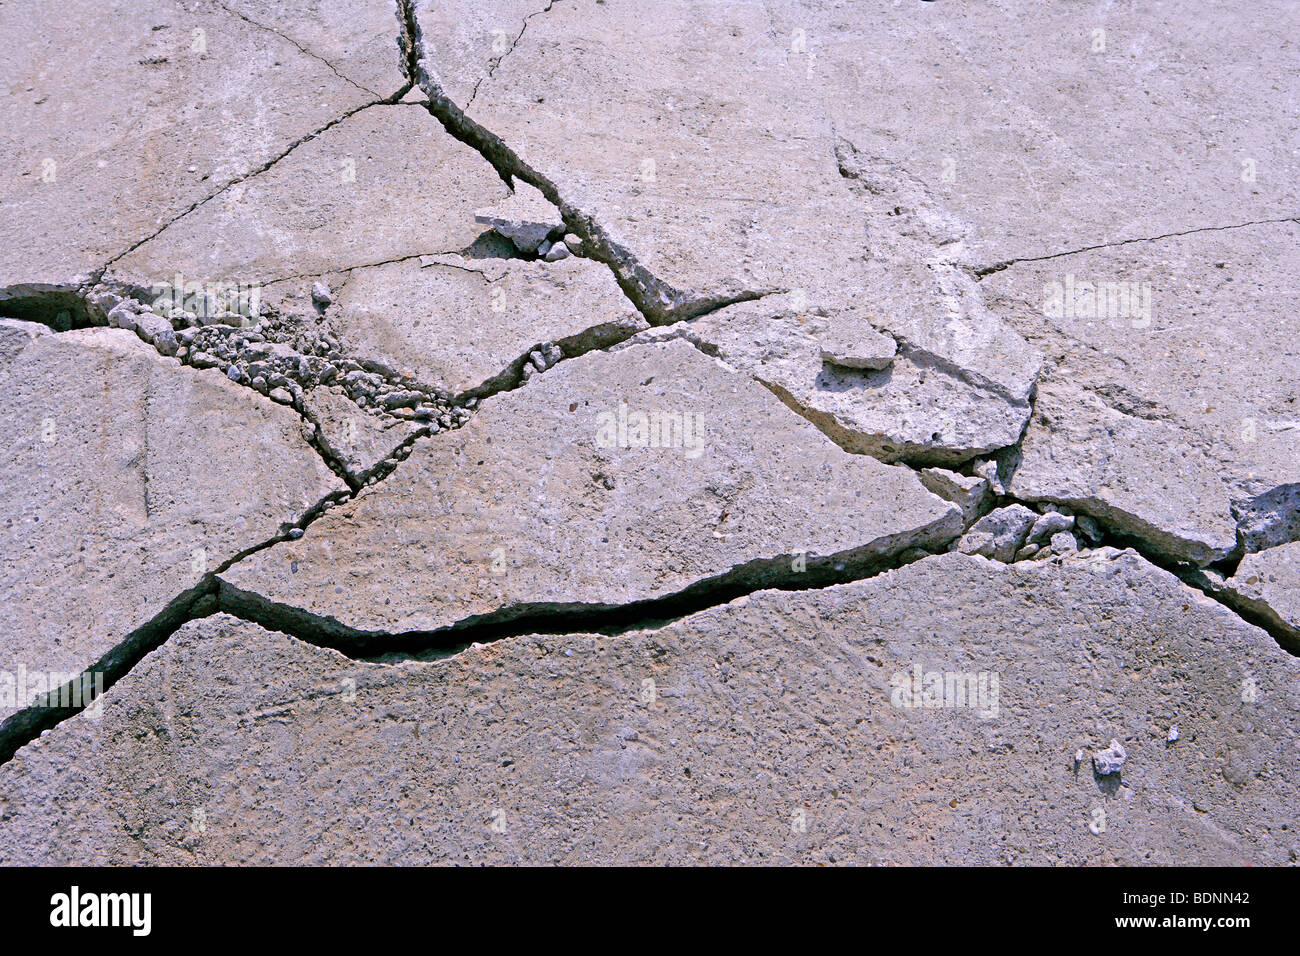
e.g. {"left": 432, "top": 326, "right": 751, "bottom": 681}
{"left": 1028, "top": 511, "right": 1074, "bottom": 544}
{"left": 1233, "top": 483, "right": 1300, "bottom": 555}
{"left": 0, "top": 328, "right": 343, "bottom": 684}
{"left": 918, "top": 468, "right": 991, "bottom": 524}
{"left": 1219, "top": 543, "right": 1300, "bottom": 652}
{"left": 1093, "top": 739, "right": 1128, "bottom": 777}
{"left": 310, "top": 282, "right": 332, "bottom": 308}
{"left": 325, "top": 254, "right": 646, "bottom": 400}
{"left": 1049, "top": 531, "right": 1079, "bottom": 556}
{"left": 626, "top": 302, "right": 1034, "bottom": 465}
{"left": 818, "top": 324, "right": 896, "bottom": 370}
{"left": 219, "top": 341, "right": 961, "bottom": 638}
{"left": 956, "top": 504, "right": 1039, "bottom": 563}
{"left": 4, "top": 552, "right": 1297, "bottom": 865}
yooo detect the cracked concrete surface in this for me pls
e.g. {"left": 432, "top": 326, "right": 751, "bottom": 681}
{"left": 2, "top": 554, "right": 1297, "bottom": 865}
{"left": 0, "top": 0, "right": 1297, "bottom": 866}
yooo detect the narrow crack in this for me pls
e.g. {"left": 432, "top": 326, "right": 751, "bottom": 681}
{"left": 973, "top": 217, "right": 1300, "bottom": 277}
{"left": 213, "top": 0, "right": 383, "bottom": 97}
{"left": 466, "top": 0, "right": 559, "bottom": 110}
{"left": 89, "top": 96, "right": 412, "bottom": 286}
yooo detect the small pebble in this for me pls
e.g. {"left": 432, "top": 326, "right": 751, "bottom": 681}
{"left": 1093, "top": 739, "right": 1127, "bottom": 776}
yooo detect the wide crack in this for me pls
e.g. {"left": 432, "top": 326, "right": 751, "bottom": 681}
{"left": 0, "top": 498, "right": 962, "bottom": 764}
{"left": 403, "top": 12, "right": 773, "bottom": 326}
{"left": 935, "top": 450, "right": 1300, "bottom": 657}
{"left": 2, "top": 4, "right": 1295, "bottom": 776}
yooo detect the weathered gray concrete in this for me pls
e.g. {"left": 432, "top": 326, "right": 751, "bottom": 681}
{"left": 984, "top": 221, "right": 1300, "bottom": 566}
{"left": 0, "top": 0, "right": 380, "bottom": 296}
{"left": 219, "top": 341, "right": 961, "bottom": 635}
{"left": 0, "top": 326, "right": 342, "bottom": 687}
{"left": 0, "top": 0, "right": 1296, "bottom": 868}
{"left": 1, "top": 553, "right": 1295, "bottom": 865}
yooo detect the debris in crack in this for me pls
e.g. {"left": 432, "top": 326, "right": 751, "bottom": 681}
{"left": 217, "top": 340, "right": 962, "bottom": 638}
{"left": 0, "top": 322, "right": 344, "bottom": 748}
{"left": 3, "top": 0, "right": 1299, "bottom": 870}
{"left": 13, "top": 282, "right": 459, "bottom": 487}
{"left": 955, "top": 504, "right": 1039, "bottom": 563}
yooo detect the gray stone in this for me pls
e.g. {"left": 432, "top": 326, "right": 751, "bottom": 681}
{"left": 1049, "top": 531, "right": 1079, "bottom": 556}
{"left": 1075, "top": 514, "right": 1103, "bottom": 544}
{"left": 1092, "top": 740, "right": 1128, "bottom": 777}
{"left": 957, "top": 505, "right": 1039, "bottom": 563}
{"left": 1028, "top": 511, "right": 1074, "bottom": 544}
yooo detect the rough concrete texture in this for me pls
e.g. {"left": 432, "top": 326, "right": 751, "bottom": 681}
{"left": 985, "top": 221, "right": 1300, "bottom": 566}
{"left": 105, "top": 104, "right": 507, "bottom": 287}
{"left": 0, "top": 0, "right": 1296, "bottom": 867}
{"left": 0, "top": 326, "right": 342, "bottom": 682}
{"left": 325, "top": 252, "right": 647, "bottom": 399}
{"left": 219, "top": 341, "right": 961, "bottom": 638}
{"left": 2, "top": 553, "right": 1297, "bottom": 865}
{"left": 0, "top": 0, "right": 381, "bottom": 295}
